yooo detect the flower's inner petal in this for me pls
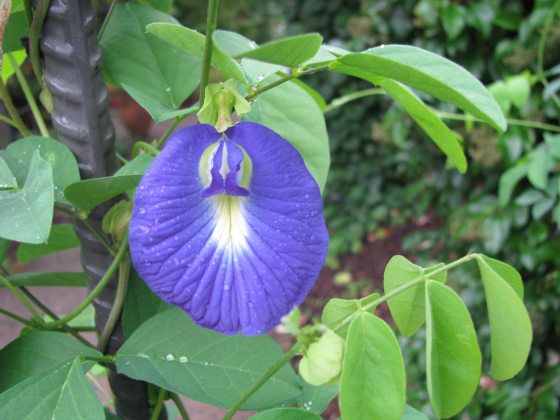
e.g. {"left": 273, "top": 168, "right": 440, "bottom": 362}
{"left": 210, "top": 195, "right": 249, "bottom": 250}
{"left": 202, "top": 140, "right": 225, "bottom": 197}
{"left": 224, "top": 141, "right": 249, "bottom": 197}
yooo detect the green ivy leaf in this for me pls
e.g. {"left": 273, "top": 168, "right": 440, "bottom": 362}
{"left": 2, "top": 272, "right": 87, "bottom": 288}
{"left": 244, "top": 78, "right": 329, "bottom": 192}
{"left": 0, "top": 358, "right": 104, "bottom": 420}
{"left": 333, "top": 45, "right": 506, "bottom": 132}
{"left": 16, "top": 224, "right": 79, "bottom": 263}
{"left": 0, "top": 136, "right": 80, "bottom": 205}
{"left": 122, "top": 270, "right": 172, "bottom": 338}
{"left": 146, "top": 22, "right": 246, "bottom": 83}
{"left": 0, "top": 331, "right": 101, "bottom": 391}
{"left": 425, "top": 281, "right": 481, "bottom": 419}
{"left": 476, "top": 255, "right": 532, "bottom": 380}
{"left": 249, "top": 407, "right": 321, "bottom": 420}
{"left": 64, "top": 175, "right": 142, "bottom": 211}
{"left": 235, "top": 34, "right": 323, "bottom": 67}
{"left": 378, "top": 79, "right": 467, "bottom": 173}
{"left": 100, "top": 3, "right": 201, "bottom": 118}
{"left": 0, "top": 151, "right": 54, "bottom": 244}
{"left": 339, "top": 312, "right": 405, "bottom": 420}
{"left": 116, "top": 308, "right": 301, "bottom": 409}
{"left": 321, "top": 293, "right": 380, "bottom": 338}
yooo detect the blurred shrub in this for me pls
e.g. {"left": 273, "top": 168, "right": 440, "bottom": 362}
{"left": 284, "top": 0, "right": 560, "bottom": 417}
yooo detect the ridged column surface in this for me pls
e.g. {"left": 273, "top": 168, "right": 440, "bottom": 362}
{"left": 40, "top": 1, "right": 158, "bottom": 418}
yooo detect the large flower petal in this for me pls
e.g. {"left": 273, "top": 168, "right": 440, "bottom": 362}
{"left": 129, "top": 122, "right": 328, "bottom": 335}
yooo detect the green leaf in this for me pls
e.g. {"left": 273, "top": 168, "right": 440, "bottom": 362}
{"left": 296, "top": 380, "right": 338, "bottom": 414}
{"left": 339, "top": 312, "right": 405, "bottom": 420}
{"left": 16, "top": 224, "right": 79, "bottom": 263}
{"left": 506, "top": 75, "right": 530, "bottom": 110}
{"left": 0, "top": 331, "right": 101, "bottom": 391}
{"left": 384, "top": 256, "right": 446, "bottom": 337}
{"left": 0, "top": 238, "right": 9, "bottom": 263}
{"left": 532, "top": 197, "right": 555, "bottom": 219}
{"left": 100, "top": 4, "right": 201, "bottom": 115}
{"left": 2, "top": 272, "right": 87, "bottom": 288}
{"left": 213, "top": 29, "right": 254, "bottom": 56}
{"left": 145, "top": 0, "right": 173, "bottom": 12}
{"left": 0, "top": 151, "right": 54, "bottom": 243}
{"left": 244, "top": 78, "right": 329, "bottom": 192}
{"left": 64, "top": 175, "right": 142, "bottom": 211}
{"left": 146, "top": 22, "right": 246, "bottom": 83}
{"left": 3, "top": 8, "right": 29, "bottom": 52}
{"left": 0, "top": 358, "right": 104, "bottom": 420}
{"left": 498, "top": 164, "right": 528, "bottom": 206}
{"left": 0, "top": 156, "right": 17, "bottom": 189}
{"left": 515, "top": 188, "right": 545, "bottom": 206}
{"left": 440, "top": 4, "right": 466, "bottom": 40}
{"left": 334, "top": 45, "right": 506, "bottom": 132}
{"left": 528, "top": 147, "right": 554, "bottom": 190}
{"left": 478, "top": 255, "right": 523, "bottom": 298}
{"left": 425, "top": 281, "right": 481, "bottom": 419}
{"left": 115, "top": 155, "right": 154, "bottom": 176}
{"left": 236, "top": 34, "right": 323, "bottom": 68}
{"left": 321, "top": 293, "right": 380, "bottom": 337}
{"left": 2, "top": 49, "right": 26, "bottom": 83}
{"left": 122, "top": 270, "right": 172, "bottom": 338}
{"left": 476, "top": 255, "right": 532, "bottom": 380}
{"left": 249, "top": 408, "right": 321, "bottom": 420}
{"left": 116, "top": 308, "right": 301, "bottom": 409}
{"left": 0, "top": 136, "right": 80, "bottom": 205}
{"left": 402, "top": 405, "right": 429, "bottom": 419}
{"left": 378, "top": 79, "right": 467, "bottom": 172}
{"left": 299, "top": 329, "right": 344, "bottom": 386}
{"left": 300, "top": 45, "right": 339, "bottom": 69}
{"left": 241, "top": 58, "right": 284, "bottom": 85}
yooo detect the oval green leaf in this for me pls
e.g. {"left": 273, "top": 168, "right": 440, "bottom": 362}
{"left": 16, "top": 224, "right": 79, "bottom": 263}
{"left": 146, "top": 22, "right": 246, "bottom": 83}
{"left": 334, "top": 45, "right": 506, "bottom": 132}
{"left": 236, "top": 34, "right": 323, "bottom": 68}
{"left": 64, "top": 174, "right": 142, "bottom": 211}
{"left": 321, "top": 293, "right": 379, "bottom": 337}
{"left": 0, "top": 151, "right": 54, "bottom": 244}
{"left": 244, "top": 78, "right": 329, "bottom": 192}
{"left": 377, "top": 79, "right": 467, "bottom": 173}
{"left": 425, "top": 281, "right": 481, "bottom": 418}
{"left": 100, "top": 3, "right": 201, "bottom": 117}
{"left": 339, "top": 312, "right": 405, "bottom": 420}
{"left": 115, "top": 308, "right": 301, "bottom": 409}
{"left": 2, "top": 272, "right": 87, "bottom": 288}
{"left": 476, "top": 255, "right": 532, "bottom": 380}
{"left": 299, "top": 329, "right": 344, "bottom": 386}
{"left": 0, "top": 136, "right": 80, "bottom": 205}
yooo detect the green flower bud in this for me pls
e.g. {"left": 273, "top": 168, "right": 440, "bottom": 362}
{"left": 299, "top": 328, "right": 345, "bottom": 386}
{"left": 197, "top": 80, "right": 251, "bottom": 132}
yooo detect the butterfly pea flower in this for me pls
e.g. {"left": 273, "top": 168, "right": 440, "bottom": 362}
{"left": 129, "top": 122, "right": 329, "bottom": 335}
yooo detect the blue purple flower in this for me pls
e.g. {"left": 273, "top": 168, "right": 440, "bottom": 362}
{"left": 129, "top": 122, "right": 328, "bottom": 335}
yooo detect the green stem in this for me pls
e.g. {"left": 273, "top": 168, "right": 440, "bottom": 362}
{"left": 0, "top": 78, "right": 32, "bottom": 136}
{"left": 425, "top": 253, "right": 478, "bottom": 278}
{"left": 0, "top": 273, "right": 43, "bottom": 321}
{"left": 42, "top": 236, "right": 129, "bottom": 329}
{"left": 199, "top": 0, "right": 220, "bottom": 106}
{"left": 150, "top": 388, "right": 167, "bottom": 420}
{"left": 537, "top": 0, "right": 560, "bottom": 110}
{"left": 22, "top": 0, "right": 33, "bottom": 24}
{"left": 325, "top": 88, "right": 385, "bottom": 112}
{"left": 0, "top": 307, "right": 31, "bottom": 325}
{"left": 222, "top": 342, "right": 303, "bottom": 420}
{"left": 133, "top": 141, "right": 160, "bottom": 157}
{"left": 245, "top": 64, "right": 330, "bottom": 100}
{"left": 21, "top": 286, "right": 94, "bottom": 347}
{"left": 82, "top": 218, "right": 116, "bottom": 257}
{"left": 169, "top": 393, "right": 190, "bottom": 420}
{"left": 7, "top": 52, "right": 49, "bottom": 137}
{"left": 0, "top": 113, "right": 22, "bottom": 130}
{"left": 157, "top": 117, "right": 181, "bottom": 149}
{"left": 98, "top": 0, "right": 117, "bottom": 41}
{"left": 98, "top": 257, "right": 130, "bottom": 352}
{"left": 29, "top": 0, "right": 50, "bottom": 89}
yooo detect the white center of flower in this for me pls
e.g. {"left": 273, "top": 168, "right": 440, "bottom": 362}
{"left": 210, "top": 195, "right": 249, "bottom": 250}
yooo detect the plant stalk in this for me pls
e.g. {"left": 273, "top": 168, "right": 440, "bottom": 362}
{"left": 199, "top": 0, "right": 220, "bottom": 106}
{"left": 0, "top": 273, "right": 43, "bottom": 321}
{"left": 150, "top": 388, "right": 167, "bottom": 420}
{"left": 169, "top": 393, "right": 190, "bottom": 420}
{"left": 42, "top": 236, "right": 129, "bottom": 329}
{"left": 0, "top": 307, "right": 31, "bottom": 325}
